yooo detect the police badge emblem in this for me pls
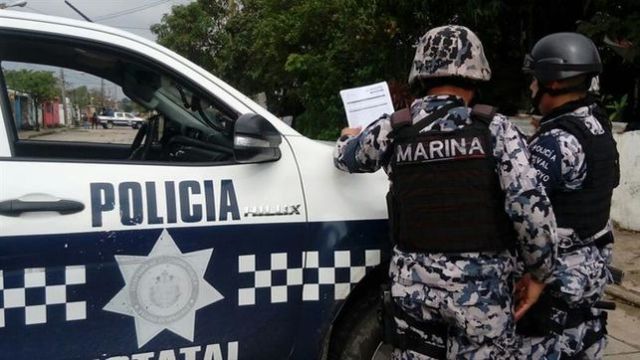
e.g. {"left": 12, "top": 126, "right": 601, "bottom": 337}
{"left": 104, "top": 229, "right": 224, "bottom": 347}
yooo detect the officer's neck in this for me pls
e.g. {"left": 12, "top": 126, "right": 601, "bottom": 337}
{"left": 542, "top": 92, "right": 587, "bottom": 116}
{"left": 427, "top": 86, "right": 474, "bottom": 105}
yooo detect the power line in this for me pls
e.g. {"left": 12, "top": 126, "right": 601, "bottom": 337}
{"left": 94, "top": 0, "right": 171, "bottom": 22}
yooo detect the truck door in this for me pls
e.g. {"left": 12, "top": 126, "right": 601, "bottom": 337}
{"left": 0, "top": 30, "right": 305, "bottom": 360}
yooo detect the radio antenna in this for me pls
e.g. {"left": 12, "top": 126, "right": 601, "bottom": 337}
{"left": 64, "top": 0, "right": 93, "bottom": 22}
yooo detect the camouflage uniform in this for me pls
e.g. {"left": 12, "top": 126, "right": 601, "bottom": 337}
{"left": 521, "top": 101, "right": 613, "bottom": 359}
{"left": 334, "top": 94, "right": 558, "bottom": 359}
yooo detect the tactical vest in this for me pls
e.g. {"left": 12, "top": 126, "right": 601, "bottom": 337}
{"left": 387, "top": 105, "right": 516, "bottom": 253}
{"left": 530, "top": 110, "right": 620, "bottom": 240}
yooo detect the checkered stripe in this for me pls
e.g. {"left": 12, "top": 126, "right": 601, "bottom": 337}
{"left": 0, "top": 266, "right": 87, "bottom": 327}
{"left": 237, "top": 250, "right": 381, "bottom": 306}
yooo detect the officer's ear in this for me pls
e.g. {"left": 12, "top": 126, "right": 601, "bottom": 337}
{"left": 468, "top": 88, "right": 480, "bottom": 106}
{"left": 546, "top": 80, "right": 563, "bottom": 91}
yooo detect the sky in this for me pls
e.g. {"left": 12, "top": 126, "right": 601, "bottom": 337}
{"left": 11, "top": 0, "right": 194, "bottom": 41}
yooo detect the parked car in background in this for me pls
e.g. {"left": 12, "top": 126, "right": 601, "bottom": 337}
{"left": 99, "top": 111, "right": 145, "bottom": 129}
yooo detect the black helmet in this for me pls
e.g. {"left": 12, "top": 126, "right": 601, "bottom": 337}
{"left": 523, "top": 32, "right": 602, "bottom": 84}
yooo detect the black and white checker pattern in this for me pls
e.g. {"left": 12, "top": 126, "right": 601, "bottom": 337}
{"left": 0, "top": 266, "right": 87, "bottom": 327}
{"left": 237, "top": 249, "right": 381, "bottom": 306}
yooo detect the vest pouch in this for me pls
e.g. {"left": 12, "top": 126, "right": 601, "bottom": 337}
{"left": 516, "top": 293, "right": 566, "bottom": 337}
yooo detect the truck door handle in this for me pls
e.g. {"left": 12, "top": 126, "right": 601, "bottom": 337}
{"left": 0, "top": 199, "right": 85, "bottom": 217}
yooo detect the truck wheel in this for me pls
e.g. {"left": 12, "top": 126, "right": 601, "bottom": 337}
{"left": 328, "top": 290, "right": 391, "bottom": 360}
{"left": 106, "top": 121, "right": 114, "bottom": 129}
{"left": 132, "top": 122, "right": 139, "bottom": 129}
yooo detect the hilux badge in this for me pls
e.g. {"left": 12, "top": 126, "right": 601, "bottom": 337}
{"left": 243, "top": 204, "right": 302, "bottom": 217}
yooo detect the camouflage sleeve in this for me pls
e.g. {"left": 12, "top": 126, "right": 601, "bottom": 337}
{"left": 490, "top": 116, "right": 558, "bottom": 282}
{"left": 333, "top": 115, "right": 393, "bottom": 173}
{"left": 555, "top": 130, "right": 587, "bottom": 190}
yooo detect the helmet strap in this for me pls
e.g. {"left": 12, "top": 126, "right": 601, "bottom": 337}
{"left": 531, "top": 83, "right": 546, "bottom": 112}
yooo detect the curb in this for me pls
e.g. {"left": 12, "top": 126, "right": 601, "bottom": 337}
{"left": 605, "top": 285, "right": 640, "bottom": 308}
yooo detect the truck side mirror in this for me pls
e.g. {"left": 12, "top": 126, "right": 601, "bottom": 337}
{"left": 233, "top": 114, "right": 282, "bottom": 163}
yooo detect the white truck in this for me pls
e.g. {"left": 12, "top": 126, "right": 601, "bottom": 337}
{"left": 99, "top": 111, "right": 145, "bottom": 129}
{"left": 0, "top": 11, "right": 391, "bottom": 360}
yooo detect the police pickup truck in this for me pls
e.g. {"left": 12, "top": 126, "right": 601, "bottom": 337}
{"left": 99, "top": 112, "right": 146, "bottom": 129}
{"left": 0, "top": 12, "right": 390, "bottom": 360}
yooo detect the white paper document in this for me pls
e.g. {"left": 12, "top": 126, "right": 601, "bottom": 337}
{"left": 340, "top": 81, "right": 395, "bottom": 129}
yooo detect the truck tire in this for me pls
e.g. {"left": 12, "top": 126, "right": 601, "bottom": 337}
{"left": 328, "top": 290, "right": 391, "bottom": 360}
{"left": 132, "top": 122, "right": 140, "bottom": 129}
{"left": 106, "top": 121, "right": 114, "bottom": 129}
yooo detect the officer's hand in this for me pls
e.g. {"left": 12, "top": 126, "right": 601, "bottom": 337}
{"left": 514, "top": 274, "right": 545, "bottom": 321}
{"left": 340, "top": 127, "right": 362, "bottom": 137}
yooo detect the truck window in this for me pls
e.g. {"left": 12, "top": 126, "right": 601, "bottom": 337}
{"left": 3, "top": 62, "right": 138, "bottom": 144}
{"left": 0, "top": 31, "right": 237, "bottom": 164}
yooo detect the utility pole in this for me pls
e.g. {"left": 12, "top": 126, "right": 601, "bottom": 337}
{"left": 100, "top": 78, "right": 105, "bottom": 110}
{"left": 59, "top": 68, "right": 69, "bottom": 126}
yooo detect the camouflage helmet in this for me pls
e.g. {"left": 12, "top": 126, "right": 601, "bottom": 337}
{"left": 408, "top": 25, "right": 491, "bottom": 86}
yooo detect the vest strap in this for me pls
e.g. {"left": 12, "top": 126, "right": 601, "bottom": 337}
{"left": 470, "top": 104, "right": 496, "bottom": 125}
{"left": 390, "top": 108, "right": 412, "bottom": 129}
{"left": 390, "top": 103, "right": 457, "bottom": 138}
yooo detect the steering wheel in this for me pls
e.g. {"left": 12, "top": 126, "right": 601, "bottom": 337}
{"left": 129, "top": 115, "right": 159, "bottom": 160}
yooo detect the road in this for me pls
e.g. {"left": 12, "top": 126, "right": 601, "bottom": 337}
{"left": 605, "top": 298, "right": 640, "bottom": 358}
{"left": 21, "top": 127, "right": 138, "bottom": 144}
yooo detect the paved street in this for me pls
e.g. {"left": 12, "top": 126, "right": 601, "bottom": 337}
{"left": 20, "top": 127, "right": 137, "bottom": 144}
{"left": 606, "top": 229, "right": 640, "bottom": 359}
{"left": 605, "top": 299, "right": 640, "bottom": 359}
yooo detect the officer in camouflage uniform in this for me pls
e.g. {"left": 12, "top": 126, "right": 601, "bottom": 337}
{"left": 333, "top": 25, "right": 557, "bottom": 359}
{"left": 518, "top": 33, "right": 620, "bottom": 360}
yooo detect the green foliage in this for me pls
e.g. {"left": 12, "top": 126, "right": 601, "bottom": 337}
{"left": 152, "top": 0, "right": 640, "bottom": 137}
{"left": 605, "top": 93, "right": 628, "bottom": 121}
{"left": 68, "top": 85, "right": 91, "bottom": 109}
{"left": 151, "top": 0, "right": 235, "bottom": 71}
{"left": 152, "top": 0, "right": 511, "bottom": 139}
{"left": 578, "top": 0, "right": 640, "bottom": 64}
{"left": 4, "top": 69, "right": 58, "bottom": 103}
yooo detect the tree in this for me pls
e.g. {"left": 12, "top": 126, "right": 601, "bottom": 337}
{"left": 4, "top": 69, "right": 59, "bottom": 129}
{"left": 4, "top": 69, "right": 58, "bottom": 104}
{"left": 578, "top": 0, "right": 640, "bottom": 124}
{"left": 68, "top": 85, "right": 91, "bottom": 109}
{"left": 153, "top": 1, "right": 514, "bottom": 138}
{"left": 216, "top": 0, "right": 508, "bottom": 138}
{"left": 154, "top": 1, "right": 638, "bottom": 138}
{"left": 151, "top": 0, "right": 236, "bottom": 72}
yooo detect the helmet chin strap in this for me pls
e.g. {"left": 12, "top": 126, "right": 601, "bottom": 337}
{"left": 530, "top": 85, "right": 545, "bottom": 115}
